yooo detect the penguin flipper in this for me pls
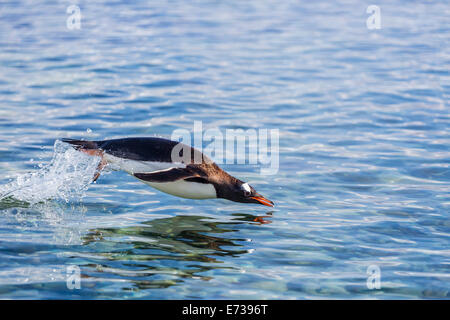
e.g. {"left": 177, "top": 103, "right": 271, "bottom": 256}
{"left": 134, "top": 168, "right": 198, "bottom": 183}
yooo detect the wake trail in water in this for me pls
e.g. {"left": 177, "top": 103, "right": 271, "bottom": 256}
{"left": 0, "top": 140, "right": 101, "bottom": 205}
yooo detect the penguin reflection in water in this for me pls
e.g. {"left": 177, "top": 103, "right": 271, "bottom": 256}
{"left": 62, "top": 137, "right": 274, "bottom": 207}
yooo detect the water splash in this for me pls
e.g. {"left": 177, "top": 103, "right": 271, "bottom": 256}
{"left": 0, "top": 140, "right": 101, "bottom": 205}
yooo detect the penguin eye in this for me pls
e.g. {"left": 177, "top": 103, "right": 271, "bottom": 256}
{"left": 241, "top": 183, "right": 252, "bottom": 197}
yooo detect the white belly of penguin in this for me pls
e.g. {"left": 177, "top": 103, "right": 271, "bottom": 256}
{"left": 103, "top": 154, "right": 217, "bottom": 199}
{"left": 143, "top": 180, "right": 217, "bottom": 199}
{"left": 104, "top": 154, "right": 181, "bottom": 173}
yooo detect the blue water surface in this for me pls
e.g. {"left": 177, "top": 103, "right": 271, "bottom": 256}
{"left": 0, "top": 0, "right": 448, "bottom": 299}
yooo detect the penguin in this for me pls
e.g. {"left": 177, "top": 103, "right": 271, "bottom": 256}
{"left": 62, "top": 137, "right": 274, "bottom": 207}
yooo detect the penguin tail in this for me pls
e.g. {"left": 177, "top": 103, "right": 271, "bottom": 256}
{"left": 61, "top": 138, "right": 105, "bottom": 182}
{"left": 61, "top": 138, "right": 98, "bottom": 150}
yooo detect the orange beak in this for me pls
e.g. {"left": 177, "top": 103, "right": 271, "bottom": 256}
{"left": 251, "top": 196, "right": 274, "bottom": 207}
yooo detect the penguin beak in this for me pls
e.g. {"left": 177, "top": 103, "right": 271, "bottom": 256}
{"left": 251, "top": 195, "right": 274, "bottom": 207}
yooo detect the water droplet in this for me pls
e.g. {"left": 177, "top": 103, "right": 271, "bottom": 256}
{"left": 0, "top": 140, "right": 100, "bottom": 204}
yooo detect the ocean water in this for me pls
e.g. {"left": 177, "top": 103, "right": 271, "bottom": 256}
{"left": 0, "top": 0, "right": 448, "bottom": 299}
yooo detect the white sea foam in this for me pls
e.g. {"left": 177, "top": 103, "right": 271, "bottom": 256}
{"left": 0, "top": 140, "right": 101, "bottom": 204}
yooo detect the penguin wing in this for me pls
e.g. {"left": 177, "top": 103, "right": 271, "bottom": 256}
{"left": 133, "top": 168, "right": 202, "bottom": 183}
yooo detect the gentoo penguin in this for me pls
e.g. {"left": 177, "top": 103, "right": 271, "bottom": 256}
{"left": 62, "top": 137, "right": 274, "bottom": 207}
